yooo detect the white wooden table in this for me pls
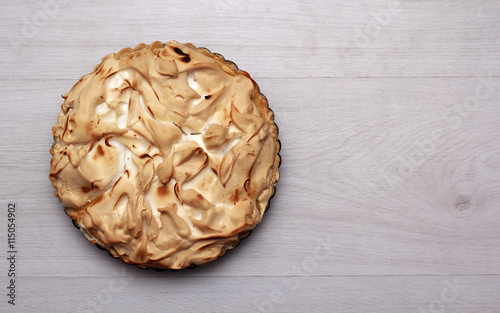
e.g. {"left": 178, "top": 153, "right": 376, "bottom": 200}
{"left": 1, "top": 0, "right": 499, "bottom": 312}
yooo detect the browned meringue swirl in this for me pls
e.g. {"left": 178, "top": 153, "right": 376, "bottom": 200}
{"left": 49, "top": 41, "right": 280, "bottom": 269}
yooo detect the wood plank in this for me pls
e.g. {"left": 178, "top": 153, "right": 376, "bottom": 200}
{"left": 1, "top": 76, "right": 499, "bottom": 278}
{"left": 2, "top": 275, "right": 500, "bottom": 313}
{"left": 0, "top": 0, "right": 499, "bottom": 79}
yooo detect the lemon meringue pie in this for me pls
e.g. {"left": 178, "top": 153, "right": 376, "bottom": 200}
{"left": 49, "top": 41, "right": 280, "bottom": 269}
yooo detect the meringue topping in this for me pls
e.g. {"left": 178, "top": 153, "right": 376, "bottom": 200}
{"left": 49, "top": 41, "right": 280, "bottom": 269}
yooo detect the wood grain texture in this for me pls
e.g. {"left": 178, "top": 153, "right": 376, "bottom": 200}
{"left": 1, "top": 0, "right": 499, "bottom": 312}
{"left": 7, "top": 276, "right": 500, "bottom": 313}
{"left": 0, "top": 0, "right": 499, "bottom": 79}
